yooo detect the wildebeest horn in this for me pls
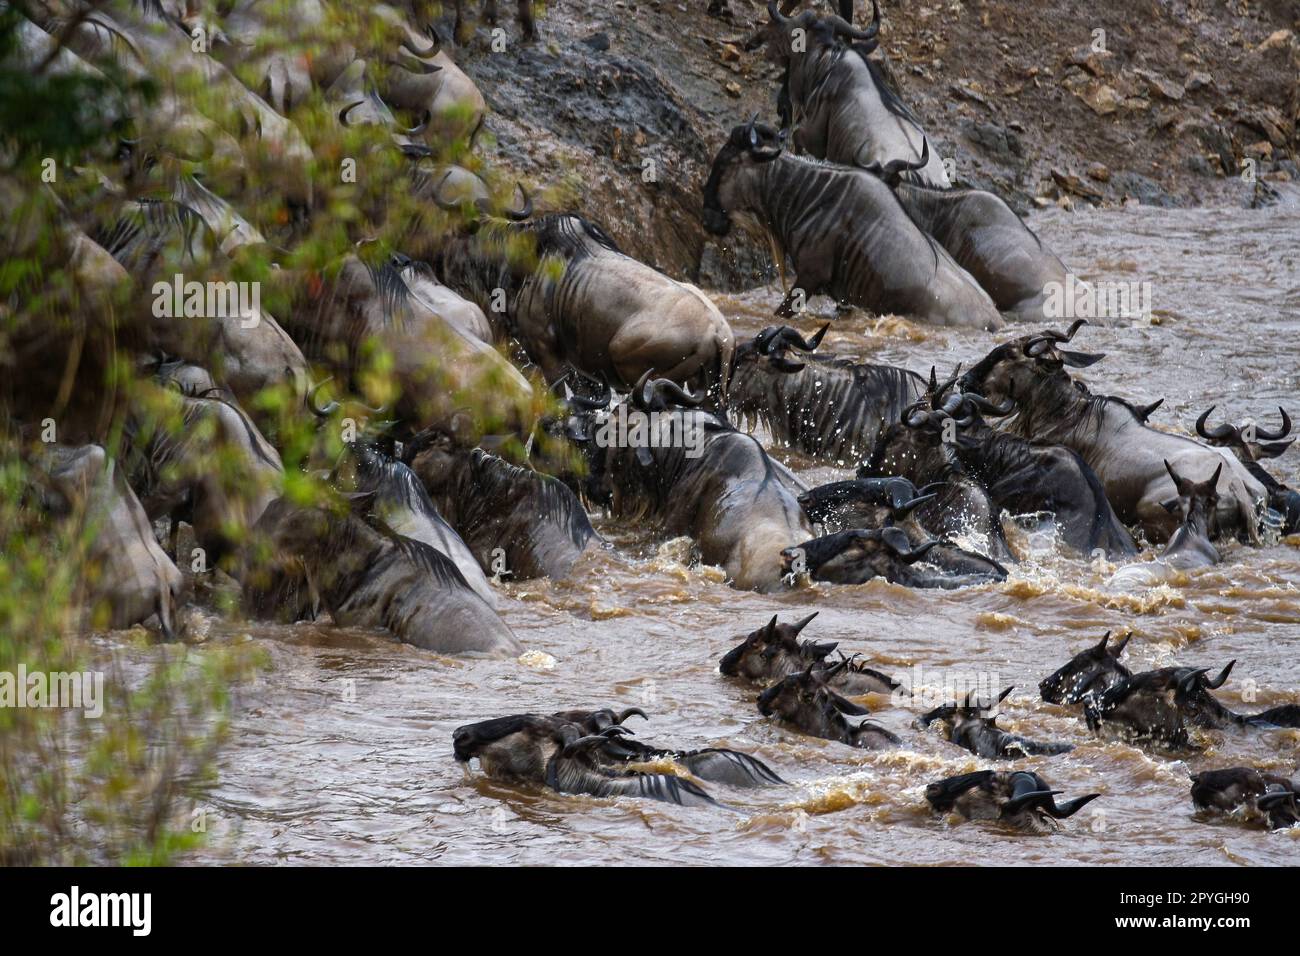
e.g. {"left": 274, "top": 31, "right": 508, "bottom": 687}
{"left": 893, "top": 491, "right": 936, "bottom": 518}
{"left": 308, "top": 378, "right": 340, "bottom": 416}
{"left": 654, "top": 379, "right": 703, "bottom": 409}
{"left": 1111, "top": 632, "right": 1132, "bottom": 657}
{"left": 790, "top": 611, "right": 819, "bottom": 634}
{"left": 338, "top": 100, "right": 367, "bottom": 127}
{"left": 1004, "top": 788, "right": 1062, "bottom": 816}
{"left": 1059, "top": 349, "right": 1105, "bottom": 367}
{"left": 1256, "top": 790, "right": 1299, "bottom": 812}
{"left": 405, "top": 110, "right": 431, "bottom": 136}
{"left": 505, "top": 183, "right": 533, "bottom": 220}
{"left": 766, "top": 0, "right": 790, "bottom": 25}
{"left": 825, "top": 3, "right": 878, "bottom": 41}
{"left": 903, "top": 400, "right": 930, "bottom": 428}
{"left": 962, "top": 392, "right": 1015, "bottom": 417}
{"left": 1052, "top": 318, "right": 1088, "bottom": 342}
{"left": 631, "top": 369, "right": 656, "bottom": 411}
{"left": 1044, "top": 792, "right": 1101, "bottom": 819}
{"left": 1093, "top": 630, "right": 1112, "bottom": 653}
{"left": 1135, "top": 398, "right": 1163, "bottom": 422}
{"left": 616, "top": 708, "right": 649, "bottom": 724}
{"left": 1195, "top": 406, "right": 1237, "bottom": 442}
{"left": 1206, "top": 659, "right": 1235, "bottom": 689}
{"left": 1256, "top": 407, "right": 1292, "bottom": 441}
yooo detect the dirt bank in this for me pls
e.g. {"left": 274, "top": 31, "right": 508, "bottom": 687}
{"left": 445, "top": 0, "right": 1297, "bottom": 288}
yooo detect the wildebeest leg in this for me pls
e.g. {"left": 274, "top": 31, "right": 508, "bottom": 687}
{"left": 767, "top": 233, "right": 789, "bottom": 296}
{"left": 518, "top": 0, "right": 535, "bottom": 39}
{"left": 484, "top": 0, "right": 497, "bottom": 25}
{"left": 167, "top": 508, "right": 182, "bottom": 562}
{"left": 453, "top": 0, "right": 471, "bottom": 43}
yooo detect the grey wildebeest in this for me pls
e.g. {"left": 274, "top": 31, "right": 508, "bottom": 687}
{"left": 1083, "top": 660, "right": 1300, "bottom": 749}
{"left": 449, "top": 0, "right": 536, "bottom": 44}
{"left": 958, "top": 321, "right": 1266, "bottom": 542}
{"left": 405, "top": 434, "right": 602, "bottom": 581}
{"left": 29, "top": 443, "right": 182, "bottom": 636}
{"left": 702, "top": 121, "right": 1001, "bottom": 329}
{"left": 756, "top": 660, "right": 901, "bottom": 748}
{"left": 436, "top": 213, "right": 736, "bottom": 398}
{"left": 1038, "top": 631, "right": 1133, "bottom": 706}
{"left": 865, "top": 154, "right": 1072, "bottom": 320}
{"left": 572, "top": 375, "right": 812, "bottom": 591}
{"left": 719, "top": 613, "right": 898, "bottom": 694}
{"left": 255, "top": 493, "right": 521, "bottom": 657}
{"left": 925, "top": 770, "right": 1100, "bottom": 832}
{"left": 1190, "top": 767, "right": 1299, "bottom": 831}
{"left": 1195, "top": 406, "right": 1300, "bottom": 534}
{"left": 915, "top": 686, "right": 1074, "bottom": 759}
{"left": 749, "top": 1, "right": 950, "bottom": 188}
{"left": 783, "top": 526, "right": 1007, "bottom": 589}
{"left": 452, "top": 713, "right": 728, "bottom": 807}
{"left": 727, "top": 324, "right": 926, "bottom": 462}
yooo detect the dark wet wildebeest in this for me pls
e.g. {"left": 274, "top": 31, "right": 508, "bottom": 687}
{"left": 452, "top": 713, "right": 733, "bottom": 807}
{"left": 405, "top": 433, "right": 602, "bottom": 581}
{"left": 571, "top": 375, "right": 812, "bottom": 591}
{"left": 757, "top": 661, "right": 901, "bottom": 748}
{"left": 925, "top": 770, "right": 1100, "bottom": 832}
{"left": 436, "top": 213, "right": 735, "bottom": 399}
{"left": 331, "top": 441, "right": 496, "bottom": 605}
{"left": 861, "top": 152, "right": 1072, "bottom": 320}
{"left": 1195, "top": 405, "right": 1300, "bottom": 534}
{"left": 747, "top": 1, "right": 950, "bottom": 187}
{"left": 30, "top": 443, "right": 183, "bottom": 636}
{"left": 915, "top": 686, "right": 1074, "bottom": 759}
{"left": 889, "top": 386, "right": 1138, "bottom": 558}
{"left": 702, "top": 121, "right": 1001, "bottom": 329}
{"left": 1038, "top": 631, "right": 1133, "bottom": 706}
{"left": 784, "top": 525, "right": 1007, "bottom": 589}
{"left": 1084, "top": 660, "right": 1300, "bottom": 748}
{"left": 719, "top": 612, "right": 898, "bottom": 694}
{"left": 958, "top": 321, "right": 1266, "bottom": 542}
{"left": 552, "top": 707, "right": 786, "bottom": 788}
{"left": 726, "top": 324, "right": 926, "bottom": 462}
{"left": 252, "top": 493, "right": 521, "bottom": 656}
{"left": 1190, "top": 767, "right": 1299, "bottom": 831}
{"left": 1158, "top": 461, "right": 1222, "bottom": 568}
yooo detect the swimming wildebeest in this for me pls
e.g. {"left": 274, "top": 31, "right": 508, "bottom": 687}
{"left": 702, "top": 120, "right": 1001, "bottom": 330}
{"left": 29, "top": 443, "right": 183, "bottom": 636}
{"left": 726, "top": 324, "right": 926, "bottom": 462}
{"left": 1190, "top": 767, "right": 1299, "bottom": 831}
{"left": 1038, "top": 631, "right": 1133, "bottom": 706}
{"left": 862, "top": 152, "right": 1073, "bottom": 320}
{"left": 915, "top": 686, "right": 1074, "bottom": 759}
{"left": 1195, "top": 405, "right": 1299, "bottom": 534}
{"left": 925, "top": 770, "right": 1100, "bottom": 832}
{"left": 757, "top": 661, "right": 901, "bottom": 748}
{"left": 1084, "top": 660, "right": 1300, "bottom": 748}
{"left": 436, "top": 213, "right": 735, "bottom": 398}
{"left": 748, "top": 1, "right": 950, "bottom": 187}
{"left": 958, "top": 321, "right": 1266, "bottom": 542}
{"left": 253, "top": 493, "right": 521, "bottom": 657}
{"left": 782, "top": 525, "right": 1007, "bottom": 589}
{"left": 572, "top": 375, "right": 812, "bottom": 591}
{"left": 719, "top": 613, "right": 898, "bottom": 694}
{"left": 1106, "top": 461, "right": 1223, "bottom": 589}
{"left": 406, "top": 433, "right": 602, "bottom": 581}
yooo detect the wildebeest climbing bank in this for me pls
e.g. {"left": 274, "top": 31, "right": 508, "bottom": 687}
{"left": 2, "top": 0, "right": 1298, "bottom": 875}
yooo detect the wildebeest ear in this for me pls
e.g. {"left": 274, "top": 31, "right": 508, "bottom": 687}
{"left": 827, "top": 690, "right": 871, "bottom": 717}
{"left": 343, "top": 490, "right": 377, "bottom": 513}
{"left": 1092, "top": 630, "right": 1112, "bottom": 655}
{"left": 1159, "top": 497, "right": 1180, "bottom": 514}
{"left": 1111, "top": 632, "right": 1132, "bottom": 657}
{"left": 878, "top": 526, "right": 912, "bottom": 554}
{"left": 1256, "top": 438, "right": 1295, "bottom": 459}
{"left": 1058, "top": 349, "right": 1105, "bottom": 368}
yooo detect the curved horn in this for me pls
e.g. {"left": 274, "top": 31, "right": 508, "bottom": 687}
{"left": 1045, "top": 792, "right": 1101, "bottom": 819}
{"left": 405, "top": 110, "right": 431, "bottom": 136}
{"left": 616, "top": 708, "right": 649, "bottom": 724}
{"left": 766, "top": 0, "right": 790, "bottom": 25}
{"left": 307, "top": 378, "right": 339, "bottom": 417}
{"left": 652, "top": 379, "right": 703, "bottom": 409}
{"left": 893, "top": 492, "right": 937, "bottom": 519}
{"left": 1093, "top": 630, "right": 1112, "bottom": 654}
{"left": 1205, "top": 659, "right": 1235, "bottom": 689}
{"left": 338, "top": 100, "right": 367, "bottom": 127}
{"left": 1136, "top": 398, "right": 1164, "bottom": 422}
{"left": 1255, "top": 407, "right": 1292, "bottom": 442}
{"left": 503, "top": 182, "right": 533, "bottom": 221}
{"left": 1195, "top": 406, "right": 1237, "bottom": 442}
{"left": 825, "top": 11, "right": 878, "bottom": 40}
{"left": 962, "top": 392, "right": 1015, "bottom": 417}
{"left": 1111, "top": 632, "right": 1132, "bottom": 657}
{"left": 790, "top": 611, "right": 819, "bottom": 635}
{"left": 1176, "top": 668, "right": 1210, "bottom": 697}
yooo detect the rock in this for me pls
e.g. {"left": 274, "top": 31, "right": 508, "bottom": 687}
{"left": 1051, "top": 167, "right": 1104, "bottom": 202}
{"left": 949, "top": 80, "right": 990, "bottom": 108}
{"left": 1079, "top": 82, "right": 1121, "bottom": 115}
{"left": 1245, "top": 140, "right": 1273, "bottom": 160}
{"left": 1066, "top": 46, "right": 1112, "bottom": 77}
{"left": 964, "top": 121, "right": 1023, "bottom": 159}
{"left": 1185, "top": 70, "right": 1213, "bottom": 92}
{"left": 1257, "top": 29, "right": 1293, "bottom": 53}
{"left": 1111, "top": 170, "right": 1177, "bottom": 207}
{"left": 724, "top": 80, "right": 741, "bottom": 98}
{"left": 1086, "top": 161, "right": 1111, "bottom": 182}
{"left": 1134, "top": 68, "right": 1184, "bottom": 101}
{"left": 1185, "top": 154, "right": 1214, "bottom": 177}
{"left": 1236, "top": 106, "right": 1289, "bottom": 147}
{"left": 718, "top": 42, "right": 741, "bottom": 63}
{"left": 582, "top": 32, "right": 611, "bottom": 51}
{"left": 1192, "top": 123, "right": 1236, "bottom": 174}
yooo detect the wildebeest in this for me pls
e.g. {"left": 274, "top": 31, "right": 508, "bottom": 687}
{"left": 331, "top": 441, "right": 496, "bottom": 605}
{"left": 254, "top": 493, "right": 521, "bottom": 656}
{"left": 719, "top": 613, "right": 898, "bottom": 694}
{"left": 757, "top": 661, "right": 901, "bottom": 748}
{"left": 29, "top": 443, "right": 183, "bottom": 636}
{"left": 1084, "top": 660, "right": 1300, "bottom": 748}
{"left": 925, "top": 770, "right": 1100, "bottom": 832}
{"left": 1039, "top": 631, "right": 1133, "bottom": 705}
{"left": 958, "top": 321, "right": 1266, "bottom": 542}
{"left": 571, "top": 376, "right": 812, "bottom": 592}
{"left": 727, "top": 324, "right": 926, "bottom": 462}
{"left": 1195, "top": 406, "right": 1300, "bottom": 534}
{"left": 1106, "top": 461, "right": 1224, "bottom": 589}
{"left": 784, "top": 525, "right": 1007, "bottom": 589}
{"left": 702, "top": 121, "right": 1000, "bottom": 329}
{"left": 452, "top": 713, "right": 730, "bottom": 807}
{"left": 1190, "top": 767, "right": 1299, "bottom": 830}
{"left": 450, "top": 0, "right": 537, "bottom": 44}
{"left": 406, "top": 434, "right": 602, "bottom": 581}
{"left": 436, "top": 213, "right": 736, "bottom": 398}
{"left": 915, "top": 686, "right": 1074, "bottom": 759}
{"left": 749, "top": 1, "right": 950, "bottom": 187}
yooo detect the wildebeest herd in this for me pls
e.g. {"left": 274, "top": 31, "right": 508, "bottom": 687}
{"left": 11, "top": 0, "right": 1298, "bottom": 839}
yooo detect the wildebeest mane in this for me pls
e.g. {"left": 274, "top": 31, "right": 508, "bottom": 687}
{"left": 97, "top": 198, "right": 209, "bottom": 266}
{"left": 365, "top": 512, "right": 477, "bottom": 592}
{"left": 528, "top": 213, "right": 622, "bottom": 262}
{"left": 467, "top": 449, "right": 594, "bottom": 548}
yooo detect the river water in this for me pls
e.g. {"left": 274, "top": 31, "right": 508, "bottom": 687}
{"left": 189, "top": 203, "right": 1300, "bottom": 865}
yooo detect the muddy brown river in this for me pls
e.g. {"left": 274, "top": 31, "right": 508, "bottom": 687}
{"left": 187, "top": 203, "right": 1299, "bottom": 866}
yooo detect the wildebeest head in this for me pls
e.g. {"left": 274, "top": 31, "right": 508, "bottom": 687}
{"left": 958, "top": 319, "right": 1105, "bottom": 407}
{"left": 798, "top": 476, "right": 938, "bottom": 530}
{"left": 702, "top": 118, "right": 785, "bottom": 236}
{"left": 861, "top": 140, "right": 930, "bottom": 190}
{"left": 744, "top": 0, "right": 880, "bottom": 61}
{"left": 1162, "top": 459, "right": 1221, "bottom": 530}
{"left": 1039, "top": 630, "right": 1133, "bottom": 705}
{"left": 926, "top": 770, "right": 1100, "bottom": 831}
{"left": 718, "top": 612, "right": 827, "bottom": 681}
{"left": 733, "top": 323, "right": 829, "bottom": 376}
{"left": 1195, "top": 405, "right": 1294, "bottom": 464}
{"left": 757, "top": 660, "right": 897, "bottom": 748}
{"left": 782, "top": 526, "right": 996, "bottom": 590}
{"left": 915, "top": 684, "right": 1014, "bottom": 733}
